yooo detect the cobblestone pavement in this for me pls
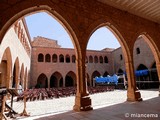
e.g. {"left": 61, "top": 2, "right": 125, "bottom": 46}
{"left": 10, "top": 89, "right": 159, "bottom": 120}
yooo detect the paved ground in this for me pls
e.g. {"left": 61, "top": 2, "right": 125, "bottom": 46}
{"left": 8, "top": 89, "right": 159, "bottom": 120}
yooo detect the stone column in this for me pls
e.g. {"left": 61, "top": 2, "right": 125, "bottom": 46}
{"left": 73, "top": 58, "right": 93, "bottom": 111}
{"left": 155, "top": 62, "right": 160, "bottom": 96}
{"left": 6, "top": 67, "right": 12, "bottom": 88}
{"left": 16, "top": 77, "right": 20, "bottom": 89}
{"left": 21, "top": 77, "right": 24, "bottom": 89}
{"left": 57, "top": 78, "right": 60, "bottom": 88}
{"left": 126, "top": 61, "right": 142, "bottom": 101}
{"left": 24, "top": 75, "right": 27, "bottom": 90}
{"left": 63, "top": 78, "right": 65, "bottom": 87}
{"left": 93, "top": 78, "right": 95, "bottom": 87}
{"left": 48, "top": 78, "right": 50, "bottom": 88}
{"left": 9, "top": 75, "right": 13, "bottom": 88}
{"left": 6, "top": 75, "right": 11, "bottom": 88}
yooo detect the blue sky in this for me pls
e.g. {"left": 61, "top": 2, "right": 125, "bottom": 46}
{"left": 25, "top": 12, "right": 120, "bottom": 50}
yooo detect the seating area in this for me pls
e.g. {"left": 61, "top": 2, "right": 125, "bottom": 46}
{"left": 16, "top": 86, "right": 115, "bottom": 102}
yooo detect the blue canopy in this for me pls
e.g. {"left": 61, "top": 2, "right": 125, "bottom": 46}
{"left": 95, "top": 74, "right": 119, "bottom": 85}
{"left": 124, "top": 69, "right": 149, "bottom": 77}
{"left": 135, "top": 69, "right": 149, "bottom": 77}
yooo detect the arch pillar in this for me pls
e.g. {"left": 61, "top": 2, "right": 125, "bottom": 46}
{"left": 93, "top": 78, "right": 95, "bottom": 87}
{"left": 48, "top": 78, "right": 50, "bottom": 89}
{"left": 24, "top": 71, "right": 27, "bottom": 90}
{"left": 15, "top": 72, "right": 19, "bottom": 89}
{"left": 73, "top": 58, "right": 93, "bottom": 111}
{"left": 6, "top": 66, "right": 12, "bottom": 88}
{"left": 17, "top": 77, "right": 20, "bottom": 86}
{"left": 21, "top": 77, "right": 25, "bottom": 89}
{"left": 24, "top": 76, "right": 28, "bottom": 90}
{"left": 126, "top": 61, "right": 142, "bottom": 101}
{"left": 7, "top": 75, "right": 12, "bottom": 88}
{"left": 63, "top": 78, "right": 65, "bottom": 87}
{"left": 57, "top": 78, "right": 60, "bottom": 88}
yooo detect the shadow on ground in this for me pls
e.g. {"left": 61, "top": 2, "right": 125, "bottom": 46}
{"left": 34, "top": 97, "right": 160, "bottom": 120}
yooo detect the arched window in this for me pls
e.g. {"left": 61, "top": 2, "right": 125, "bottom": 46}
{"left": 59, "top": 54, "right": 64, "bottom": 63}
{"left": 137, "top": 64, "right": 147, "bottom": 70}
{"left": 66, "top": 55, "right": 70, "bottom": 63}
{"left": 94, "top": 56, "right": 98, "bottom": 63}
{"left": 45, "top": 54, "right": 51, "bottom": 62}
{"left": 52, "top": 54, "right": 57, "bottom": 63}
{"left": 136, "top": 47, "right": 140, "bottom": 54}
{"left": 72, "top": 55, "right": 76, "bottom": 63}
{"left": 89, "top": 56, "right": 93, "bottom": 63}
{"left": 120, "top": 54, "right": 123, "bottom": 60}
{"left": 38, "top": 53, "right": 44, "bottom": 62}
{"left": 103, "top": 71, "right": 109, "bottom": 77}
{"left": 99, "top": 56, "right": 103, "bottom": 63}
{"left": 104, "top": 56, "right": 108, "bottom": 63}
{"left": 118, "top": 69, "right": 123, "bottom": 75}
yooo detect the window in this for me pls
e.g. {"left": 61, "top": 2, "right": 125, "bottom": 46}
{"left": 104, "top": 56, "right": 108, "bottom": 63}
{"left": 59, "top": 54, "right": 64, "bottom": 63}
{"left": 100, "top": 56, "right": 103, "bottom": 63}
{"left": 38, "top": 53, "right": 44, "bottom": 62}
{"left": 136, "top": 47, "right": 140, "bottom": 54}
{"left": 52, "top": 54, "right": 57, "bottom": 62}
{"left": 120, "top": 54, "right": 123, "bottom": 60}
{"left": 89, "top": 56, "right": 93, "bottom": 63}
{"left": 94, "top": 56, "right": 98, "bottom": 63}
{"left": 66, "top": 55, "right": 70, "bottom": 63}
{"left": 72, "top": 55, "right": 76, "bottom": 63}
{"left": 45, "top": 54, "right": 51, "bottom": 62}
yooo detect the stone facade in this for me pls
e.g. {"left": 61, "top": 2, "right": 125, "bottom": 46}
{"left": 30, "top": 36, "right": 113, "bottom": 88}
{"left": 31, "top": 36, "right": 157, "bottom": 89}
{"left": 112, "top": 37, "right": 155, "bottom": 73}
{"left": 0, "top": 19, "right": 31, "bottom": 89}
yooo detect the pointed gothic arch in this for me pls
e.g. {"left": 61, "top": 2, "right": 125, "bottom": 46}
{"left": 20, "top": 63, "right": 24, "bottom": 88}
{"left": 36, "top": 73, "right": 48, "bottom": 88}
{"left": 139, "top": 34, "right": 160, "bottom": 84}
{"left": 50, "top": 72, "right": 63, "bottom": 88}
{"left": 86, "top": 20, "right": 138, "bottom": 101}
{"left": 12, "top": 57, "right": 20, "bottom": 88}
{"left": 103, "top": 71, "right": 109, "bottom": 77}
{"left": 65, "top": 71, "right": 76, "bottom": 87}
{"left": 91, "top": 71, "right": 100, "bottom": 86}
{"left": 38, "top": 53, "right": 44, "bottom": 62}
{"left": 0, "top": 47, "right": 12, "bottom": 88}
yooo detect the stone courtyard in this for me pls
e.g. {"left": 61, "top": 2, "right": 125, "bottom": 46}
{"left": 9, "top": 89, "right": 159, "bottom": 120}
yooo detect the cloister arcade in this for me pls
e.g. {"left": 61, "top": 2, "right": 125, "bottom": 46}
{"left": 37, "top": 53, "right": 109, "bottom": 64}
{"left": 0, "top": 18, "right": 31, "bottom": 91}
{"left": 0, "top": 0, "right": 160, "bottom": 112}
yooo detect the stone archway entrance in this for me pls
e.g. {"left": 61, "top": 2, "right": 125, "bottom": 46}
{"left": 36, "top": 73, "right": 48, "bottom": 88}
{"left": 50, "top": 72, "right": 63, "bottom": 88}
{"left": 50, "top": 75, "right": 58, "bottom": 88}
{"left": 65, "top": 71, "right": 76, "bottom": 87}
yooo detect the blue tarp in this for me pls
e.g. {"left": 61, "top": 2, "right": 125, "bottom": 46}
{"left": 95, "top": 74, "right": 119, "bottom": 85}
{"left": 124, "top": 69, "right": 149, "bottom": 77}
{"left": 135, "top": 69, "right": 149, "bottom": 77}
